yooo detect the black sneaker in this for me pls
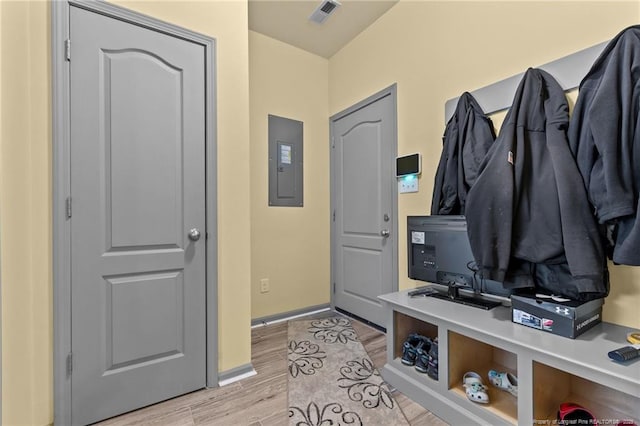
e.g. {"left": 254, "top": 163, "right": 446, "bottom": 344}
{"left": 401, "top": 333, "right": 424, "bottom": 366}
{"left": 415, "top": 337, "right": 432, "bottom": 373}
{"left": 427, "top": 338, "right": 439, "bottom": 380}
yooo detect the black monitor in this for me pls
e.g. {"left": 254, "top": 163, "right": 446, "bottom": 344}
{"left": 407, "top": 215, "right": 512, "bottom": 309}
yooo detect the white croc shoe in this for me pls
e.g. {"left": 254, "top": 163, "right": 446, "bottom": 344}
{"left": 463, "top": 371, "right": 489, "bottom": 404}
{"left": 488, "top": 370, "right": 518, "bottom": 397}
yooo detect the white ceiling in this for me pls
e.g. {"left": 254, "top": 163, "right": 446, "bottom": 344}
{"left": 249, "top": 0, "right": 399, "bottom": 58}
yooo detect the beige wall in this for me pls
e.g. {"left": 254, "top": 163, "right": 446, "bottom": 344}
{"left": 329, "top": 1, "right": 640, "bottom": 329}
{"left": 1, "top": 1, "right": 252, "bottom": 424}
{"left": 249, "top": 31, "right": 330, "bottom": 319}
{"left": 1, "top": 1, "right": 52, "bottom": 424}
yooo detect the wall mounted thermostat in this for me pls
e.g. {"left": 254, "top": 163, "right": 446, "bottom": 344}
{"left": 396, "top": 153, "right": 421, "bottom": 177}
{"left": 397, "top": 153, "right": 421, "bottom": 193}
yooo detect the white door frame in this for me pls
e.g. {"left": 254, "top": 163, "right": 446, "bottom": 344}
{"left": 51, "top": 2, "right": 218, "bottom": 423}
{"left": 329, "top": 84, "right": 399, "bottom": 322}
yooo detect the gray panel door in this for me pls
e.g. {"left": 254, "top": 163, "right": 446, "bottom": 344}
{"left": 331, "top": 90, "right": 396, "bottom": 327}
{"left": 70, "top": 6, "right": 206, "bottom": 424}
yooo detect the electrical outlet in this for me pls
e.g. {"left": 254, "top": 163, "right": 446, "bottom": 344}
{"left": 260, "top": 278, "right": 270, "bottom": 293}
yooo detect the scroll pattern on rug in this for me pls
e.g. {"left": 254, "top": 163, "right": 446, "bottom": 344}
{"left": 287, "top": 317, "right": 409, "bottom": 426}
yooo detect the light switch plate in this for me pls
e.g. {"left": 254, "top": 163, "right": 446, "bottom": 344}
{"left": 399, "top": 177, "right": 419, "bottom": 193}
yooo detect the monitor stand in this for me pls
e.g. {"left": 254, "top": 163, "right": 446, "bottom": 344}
{"left": 427, "top": 283, "right": 501, "bottom": 310}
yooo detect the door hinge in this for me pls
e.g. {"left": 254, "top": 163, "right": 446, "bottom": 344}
{"left": 332, "top": 210, "right": 335, "bottom": 222}
{"left": 331, "top": 137, "right": 335, "bottom": 148}
{"left": 66, "top": 197, "right": 72, "bottom": 219}
{"left": 66, "top": 352, "right": 73, "bottom": 376}
{"left": 65, "top": 39, "right": 71, "bottom": 61}
{"left": 333, "top": 282, "right": 336, "bottom": 293}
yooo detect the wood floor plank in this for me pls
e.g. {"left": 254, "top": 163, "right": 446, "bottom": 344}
{"left": 408, "top": 410, "right": 451, "bottom": 426}
{"left": 190, "top": 375, "right": 286, "bottom": 425}
{"left": 259, "top": 410, "right": 289, "bottom": 426}
{"left": 241, "top": 352, "right": 287, "bottom": 388}
{"left": 396, "top": 392, "right": 435, "bottom": 422}
{"left": 96, "top": 405, "right": 195, "bottom": 426}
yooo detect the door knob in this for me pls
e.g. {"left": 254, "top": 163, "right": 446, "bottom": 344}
{"left": 188, "top": 228, "right": 201, "bottom": 241}
{"left": 381, "top": 229, "right": 390, "bottom": 238}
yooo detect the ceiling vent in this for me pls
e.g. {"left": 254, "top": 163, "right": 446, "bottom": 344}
{"left": 308, "top": 0, "right": 341, "bottom": 25}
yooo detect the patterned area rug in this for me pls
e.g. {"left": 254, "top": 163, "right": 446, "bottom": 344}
{"left": 287, "top": 317, "right": 409, "bottom": 425}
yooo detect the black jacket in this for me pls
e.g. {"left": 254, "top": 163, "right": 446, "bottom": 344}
{"left": 466, "top": 68, "right": 608, "bottom": 300}
{"left": 569, "top": 25, "right": 640, "bottom": 265}
{"left": 431, "top": 92, "right": 495, "bottom": 215}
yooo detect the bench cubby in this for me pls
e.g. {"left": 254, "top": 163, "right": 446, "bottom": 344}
{"left": 448, "top": 331, "right": 518, "bottom": 424}
{"left": 533, "top": 362, "right": 638, "bottom": 425}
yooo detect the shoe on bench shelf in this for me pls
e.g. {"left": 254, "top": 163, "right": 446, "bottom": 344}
{"left": 401, "top": 333, "right": 425, "bottom": 366}
{"left": 488, "top": 370, "right": 518, "bottom": 397}
{"left": 463, "top": 371, "right": 490, "bottom": 404}
{"left": 414, "top": 337, "right": 432, "bottom": 373}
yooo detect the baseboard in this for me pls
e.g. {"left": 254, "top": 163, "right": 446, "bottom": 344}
{"left": 251, "top": 304, "right": 331, "bottom": 328}
{"left": 335, "top": 307, "right": 386, "bottom": 333}
{"left": 217, "top": 363, "right": 256, "bottom": 387}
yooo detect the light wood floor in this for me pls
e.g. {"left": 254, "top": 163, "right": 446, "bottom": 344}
{"left": 96, "top": 313, "right": 448, "bottom": 425}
